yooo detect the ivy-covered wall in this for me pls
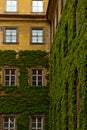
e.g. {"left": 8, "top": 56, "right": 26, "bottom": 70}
{"left": 50, "top": 0, "right": 87, "bottom": 130}
{"left": 0, "top": 50, "right": 49, "bottom": 130}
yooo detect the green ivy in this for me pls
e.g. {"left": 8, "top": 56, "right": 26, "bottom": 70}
{"left": 0, "top": 50, "right": 49, "bottom": 130}
{"left": 50, "top": 0, "right": 87, "bottom": 130}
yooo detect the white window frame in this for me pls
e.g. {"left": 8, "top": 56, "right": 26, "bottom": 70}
{"left": 31, "top": 69, "right": 43, "bottom": 86}
{"left": 30, "top": 115, "right": 44, "bottom": 130}
{"left": 32, "top": 0, "right": 43, "bottom": 12}
{"left": 6, "top": 0, "right": 17, "bottom": 12}
{"left": 4, "top": 28, "right": 17, "bottom": 43}
{"left": 3, "top": 116, "right": 16, "bottom": 130}
{"left": 31, "top": 28, "right": 43, "bottom": 44}
{"left": 3, "top": 68, "right": 17, "bottom": 86}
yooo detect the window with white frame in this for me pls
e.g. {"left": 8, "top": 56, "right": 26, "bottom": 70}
{"left": 31, "top": 69, "right": 43, "bottom": 86}
{"left": 31, "top": 28, "right": 43, "bottom": 43}
{"left": 3, "top": 116, "right": 16, "bottom": 130}
{"left": 32, "top": 0, "right": 43, "bottom": 12}
{"left": 30, "top": 115, "right": 44, "bottom": 130}
{"left": 6, "top": 0, "right": 17, "bottom": 12}
{"left": 3, "top": 68, "right": 17, "bottom": 86}
{"left": 4, "top": 28, "right": 17, "bottom": 43}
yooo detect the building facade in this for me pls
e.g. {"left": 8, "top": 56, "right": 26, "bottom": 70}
{"left": 47, "top": 0, "right": 87, "bottom": 130}
{"left": 0, "top": 0, "right": 50, "bottom": 130}
{"left": 0, "top": 0, "right": 87, "bottom": 130}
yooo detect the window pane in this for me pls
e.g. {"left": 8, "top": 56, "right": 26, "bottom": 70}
{"left": 6, "top": 29, "right": 11, "bottom": 33}
{"left": 11, "top": 69, "right": 15, "bottom": 75}
{"left": 32, "top": 76, "right": 36, "bottom": 80}
{"left": 38, "top": 123, "right": 41, "bottom": 127}
{"left": 38, "top": 82, "right": 42, "bottom": 86}
{"left": 6, "top": 0, "right": 17, "bottom": 12}
{"left": 5, "top": 69, "right": 10, "bottom": 74}
{"left": 5, "top": 76, "right": 9, "bottom": 80}
{"left": 32, "top": 37, "right": 37, "bottom": 43}
{"left": 12, "top": 1, "right": 17, "bottom": 5}
{"left": 38, "top": 117, "right": 41, "bottom": 121}
{"left": 38, "top": 76, "right": 42, "bottom": 80}
{"left": 32, "top": 0, "right": 43, "bottom": 12}
{"left": 11, "top": 76, "right": 15, "bottom": 85}
{"left": 5, "top": 28, "right": 17, "bottom": 43}
{"left": 4, "top": 123, "right": 8, "bottom": 128}
{"left": 32, "top": 7, "right": 37, "bottom": 12}
{"left": 33, "top": 1, "right": 37, "bottom": 6}
{"left": 11, "top": 29, "right": 16, "bottom": 34}
{"left": 4, "top": 69, "right": 16, "bottom": 86}
{"left": 11, "top": 81, "right": 15, "bottom": 86}
{"left": 4, "top": 117, "right": 8, "bottom": 122}
{"left": 38, "top": 37, "right": 43, "bottom": 43}
{"left": 32, "top": 69, "right": 36, "bottom": 74}
{"left": 10, "top": 118, "right": 14, "bottom": 127}
{"left": 32, "top": 117, "right": 36, "bottom": 122}
{"left": 6, "top": 35, "right": 10, "bottom": 39}
{"left": 32, "top": 123, "right": 36, "bottom": 127}
{"left": 38, "top": 30, "right": 43, "bottom": 36}
{"left": 32, "top": 29, "right": 43, "bottom": 43}
{"left": 3, "top": 116, "right": 15, "bottom": 130}
{"left": 5, "top": 82, "right": 9, "bottom": 86}
{"left": 38, "top": 70, "right": 42, "bottom": 74}
{"left": 12, "top": 39, "right": 16, "bottom": 43}
{"left": 38, "top": 1, "right": 43, "bottom": 6}
{"left": 38, "top": 7, "right": 43, "bottom": 12}
{"left": 5, "top": 39, "right": 11, "bottom": 43}
{"left": 32, "top": 30, "right": 38, "bottom": 36}
{"left": 30, "top": 116, "right": 43, "bottom": 130}
{"left": 11, "top": 76, "right": 15, "bottom": 80}
{"left": 32, "top": 82, "right": 36, "bottom": 86}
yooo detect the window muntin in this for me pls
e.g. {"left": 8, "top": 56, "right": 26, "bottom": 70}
{"left": 3, "top": 68, "right": 17, "bottom": 86}
{"left": 32, "top": 0, "right": 43, "bottom": 12}
{"left": 3, "top": 116, "right": 15, "bottom": 130}
{"left": 5, "top": 28, "right": 17, "bottom": 43}
{"left": 31, "top": 69, "right": 43, "bottom": 86}
{"left": 31, "top": 29, "right": 43, "bottom": 43}
{"left": 30, "top": 115, "right": 44, "bottom": 130}
{"left": 6, "top": 0, "right": 17, "bottom": 12}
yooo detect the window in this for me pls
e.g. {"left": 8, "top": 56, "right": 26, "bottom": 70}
{"left": 31, "top": 69, "right": 43, "bottom": 86}
{"left": 60, "top": 0, "right": 63, "bottom": 13}
{"left": 4, "top": 28, "right": 17, "bottom": 43}
{"left": 3, "top": 116, "right": 16, "bottom": 130}
{"left": 32, "top": 0, "right": 43, "bottom": 12}
{"left": 3, "top": 68, "right": 17, "bottom": 86}
{"left": 6, "top": 0, "right": 17, "bottom": 12}
{"left": 53, "top": 6, "right": 58, "bottom": 35}
{"left": 30, "top": 115, "right": 44, "bottom": 130}
{"left": 31, "top": 28, "right": 43, "bottom": 44}
{"left": 60, "top": 0, "right": 66, "bottom": 13}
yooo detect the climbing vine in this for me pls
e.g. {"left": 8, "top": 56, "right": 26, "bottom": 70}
{"left": 50, "top": 0, "right": 87, "bottom": 130}
{"left": 0, "top": 50, "right": 49, "bottom": 130}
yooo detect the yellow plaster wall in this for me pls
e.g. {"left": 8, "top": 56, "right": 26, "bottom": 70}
{"left": 0, "top": 0, "right": 49, "bottom": 14}
{"left": 0, "top": 20, "right": 50, "bottom": 52}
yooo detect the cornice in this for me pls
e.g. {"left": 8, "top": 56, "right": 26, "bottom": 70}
{"left": 0, "top": 13, "right": 46, "bottom": 19}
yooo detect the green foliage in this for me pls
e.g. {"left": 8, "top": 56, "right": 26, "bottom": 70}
{"left": 0, "top": 50, "right": 49, "bottom": 130}
{"left": 0, "top": 50, "right": 17, "bottom": 66}
{"left": 18, "top": 50, "right": 49, "bottom": 68}
{"left": 50, "top": 1, "right": 87, "bottom": 130}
